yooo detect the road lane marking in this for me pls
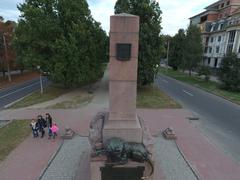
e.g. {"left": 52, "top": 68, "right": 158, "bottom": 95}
{"left": 0, "top": 81, "right": 40, "bottom": 99}
{"left": 162, "top": 79, "right": 169, "bottom": 83}
{"left": 182, "top": 89, "right": 194, "bottom": 97}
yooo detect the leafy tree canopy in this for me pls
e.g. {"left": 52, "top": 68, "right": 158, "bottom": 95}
{"left": 184, "top": 25, "right": 203, "bottom": 75}
{"left": 15, "top": 0, "right": 108, "bottom": 87}
{"left": 169, "top": 29, "right": 185, "bottom": 70}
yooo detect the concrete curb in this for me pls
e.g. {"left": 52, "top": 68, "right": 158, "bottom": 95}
{"left": 3, "top": 92, "right": 34, "bottom": 109}
{"left": 174, "top": 140, "right": 201, "bottom": 180}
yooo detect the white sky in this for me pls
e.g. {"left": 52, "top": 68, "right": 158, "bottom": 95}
{"left": 0, "top": 0, "right": 217, "bottom": 35}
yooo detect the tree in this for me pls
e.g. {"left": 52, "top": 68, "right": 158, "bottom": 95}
{"left": 15, "top": 0, "right": 108, "bottom": 87}
{"left": 114, "top": 0, "right": 162, "bottom": 86}
{"left": 184, "top": 25, "right": 203, "bottom": 76}
{"left": 115, "top": 0, "right": 130, "bottom": 13}
{"left": 219, "top": 53, "right": 240, "bottom": 91}
{"left": 169, "top": 29, "right": 185, "bottom": 70}
{"left": 0, "top": 19, "right": 16, "bottom": 81}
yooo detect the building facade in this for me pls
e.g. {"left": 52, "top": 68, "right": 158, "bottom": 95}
{"left": 190, "top": 0, "right": 240, "bottom": 68}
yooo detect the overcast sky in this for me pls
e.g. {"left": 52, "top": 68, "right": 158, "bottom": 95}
{"left": 0, "top": 0, "right": 217, "bottom": 35}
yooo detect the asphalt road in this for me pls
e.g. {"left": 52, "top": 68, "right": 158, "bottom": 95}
{"left": 0, "top": 77, "right": 50, "bottom": 109}
{"left": 156, "top": 74, "right": 240, "bottom": 162}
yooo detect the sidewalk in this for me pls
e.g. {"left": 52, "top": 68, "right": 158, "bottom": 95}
{"left": 138, "top": 109, "right": 240, "bottom": 180}
{"left": 0, "top": 69, "right": 240, "bottom": 180}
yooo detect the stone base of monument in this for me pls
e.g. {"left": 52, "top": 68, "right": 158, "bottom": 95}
{"left": 89, "top": 112, "right": 156, "bottom": 180}
{"left": 102, "top": 117, "right": 143, "bottom": 143}
{"left": 90, "top": 157, "right": 155, "bottom": 180}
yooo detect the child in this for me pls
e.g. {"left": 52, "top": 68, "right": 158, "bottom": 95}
{"left": 30, "top": 119, "right": 38, "bottom": 138}
{"left": 50, "top": 123, "right": 59, "bottom": 139}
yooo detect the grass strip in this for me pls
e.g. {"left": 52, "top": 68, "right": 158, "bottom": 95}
{"left": 0, "top": 120, "right": 31, "bottom": 161}
{"left": 159, "top": 67, "right": 240, "bottom": 105}
{"left": 137, "top": 85, "right": 181, "bottom": 109}
{"left": 10, "top": 86, "right": 69, "bottom": 109}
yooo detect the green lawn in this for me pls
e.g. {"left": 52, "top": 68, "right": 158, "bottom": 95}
{"left": 137, "top": 85, "right": 181, "bottom": 109}
{"left": 159, "top": 67, "right": 240, "bottom": 105}
{"left": 10, "top": 86, "right": 69, "bottom": 109}
{"left": 0, "top": 120, "right": 31, "bottom": 161}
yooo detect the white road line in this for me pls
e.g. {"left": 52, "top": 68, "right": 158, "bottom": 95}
{"left": 0, "top": 81, "right": 40, "bottom": 99}
{"left": 162, "top": 79, "right": 169, "bottom": 83}
{"left": 182, "top": 89, "right": 194, "bottom": 97}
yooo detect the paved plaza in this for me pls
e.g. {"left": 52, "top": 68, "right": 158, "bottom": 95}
{"left": 0, "top": 70, "right": 240, "bottom": 180}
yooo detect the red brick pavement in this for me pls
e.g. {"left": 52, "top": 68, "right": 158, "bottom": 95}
{"left": 138, "top": 109, "right": 240, "bottom": 180}
{"left": 1, "top": 108, "right": 240, "bottom": 180}
{"left": 0, "top": 107, "right": 103, "bottom": 180}
{"left": 0, "top": 136, "right": 60, "bottom": 180}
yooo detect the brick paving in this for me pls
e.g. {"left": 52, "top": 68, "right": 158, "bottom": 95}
{"left": 0, "top": 135, "right": 60, "bottom": 180}
{"left": 0, "top": 69, "right": 240, "bottom": 179}
{"left": 138, "top": 109, "right": 240, "bottom": 180}
{"left": 40, "top": 136, "right": 90, "bottom": 180}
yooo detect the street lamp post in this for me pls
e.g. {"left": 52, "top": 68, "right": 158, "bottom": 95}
{"left": 37, "top": 65, "right": 43, "bottom": 94}
{"left": 166, "top": 41, "right": 170, "bottom": 72}
{"left": 2, "top": 33, "right": 11, "bottom": 82}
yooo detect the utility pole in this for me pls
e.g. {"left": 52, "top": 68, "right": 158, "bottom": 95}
{"left": 166, "top": 41, "right": 170, "bottom": 72}
{"left": 37, "top": 65, "right": 43, "bottom": 94}
{"left": 3, "top": 33, "right": 11, "bottom": 82}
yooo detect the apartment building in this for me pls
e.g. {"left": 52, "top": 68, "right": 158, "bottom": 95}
{"left": 190, "top": 0, "right": 240, "bottom": 68}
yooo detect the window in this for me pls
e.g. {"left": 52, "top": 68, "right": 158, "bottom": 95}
{"left": 214, "top": 58, "right": 218, "bottom": 68}
{"left": 221, "top": 3, "right": 224, "bottom": 8}
{"left": 227, "top": 1, "right": 230, "bottom": 5}
{"left": 227, "top": 44, "right": 233, "bottom": 53}
{"left": 208, "top": 58, "right": 211, "bottom": 64}
{"left": 204, "top": 47, "right": 208, "bottom": 53}
{"left": 228, "top": 30, "right": 236, "bottom": 43}
{"left": 216, "top": 46, "right": 220, "bottom": 53}
{"left": 220, "top": 24, "right": 224, "bottom": 30}
{"left": 206, "top": 37, "right": 209, "bottom": 44}
{"left": 209, "top": 47, "right": 212, "bottom": 53}
{"left": 238, "top": 46, "right": 240, "bottom": 53}
{"left": 210, "top": 37, "right": 214, "bottom": 42}
{"left": 218, "top": 36, "right": 221, "bottom": 42}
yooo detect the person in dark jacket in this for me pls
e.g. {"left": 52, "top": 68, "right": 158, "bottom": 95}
{"left": 37, "top": 115, "right": 46, "bottom": 138}
{"left": 45, "top": 113, "right": 53, "bottom": 139}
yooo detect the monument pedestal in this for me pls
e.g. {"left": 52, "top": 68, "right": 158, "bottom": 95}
{"left": 103, "top": 118, "right": 143, "bottom": 143}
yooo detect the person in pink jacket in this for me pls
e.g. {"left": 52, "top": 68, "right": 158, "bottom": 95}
{"left": 50, "top": 123, "right": 59, "bottom": 139}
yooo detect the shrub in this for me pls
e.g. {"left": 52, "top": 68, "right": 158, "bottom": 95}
{"left": 219, "top": 53, "right": 240, "bottom": 91}
{"left": 198, "top": 65, "right": 211, "bottom": 81}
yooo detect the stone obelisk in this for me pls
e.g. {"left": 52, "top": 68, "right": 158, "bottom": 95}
{"left": 103, "top": 13, "right": 143, "bottom": 143}
{"left": 90, "top": 13, "right": 155, "bottom": 180}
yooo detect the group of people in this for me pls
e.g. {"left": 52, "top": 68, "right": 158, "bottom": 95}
{"left": 30, "top": 113, "right": 59, "bottom": 139}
